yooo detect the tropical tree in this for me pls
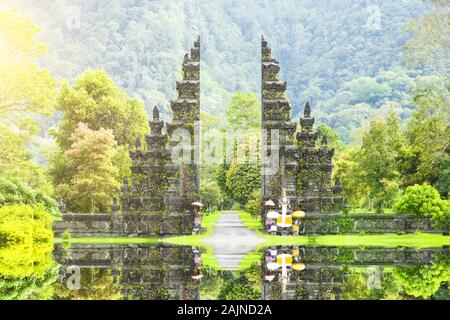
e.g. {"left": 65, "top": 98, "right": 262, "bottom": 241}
{"left": 56, "top": 123, "right": 120, "bottom": 213}
{"left": 0, "top": 124, "right": 52, "bottom": 192}
{"left": 226, "top": 157, "right": 261, "bottom": 206}
{"left": 338, "top": 111, "right": 405, "bottom": 212}
{"left": 402, "top": 86, "right": 450, "bottom": 192}
{"left": 54, "top": 69, "right": 149, "bottom": 150}
{"left": 0, "top": 9, "right": 56, "bottom": 133}
{"left": 200, "top": 181, "right": 223, "bottom": 211}
{"left": 225, "top": 92, "right": 260, "bottom": 131}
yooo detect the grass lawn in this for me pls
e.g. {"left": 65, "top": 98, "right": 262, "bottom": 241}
{"left": 55, "top": 211, "right": 449, "bottom": 269}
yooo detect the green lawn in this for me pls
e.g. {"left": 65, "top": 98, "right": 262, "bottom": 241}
{"left": 54, "top": 210, "right": 450, "bottom": 270}
{"left": 56, "top": 210, "right": 450, "bottom": 250}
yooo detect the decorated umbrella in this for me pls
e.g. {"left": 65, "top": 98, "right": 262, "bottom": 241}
{"left": 265, "top": 199, "right": 275, "bottom": 207}
{"left": 266, "top": 262, "right": 279, "bottom": 271}
{"left": 265, "top": 274, "right": 276, "bottom": 282}
{"left": 191, "top": 201, "right": 204, "bottom": 208}
{"left": 292, "top": 263, "right": 306, "bottom": 271}
{"left": 292, "top": 210, "right": 306, "bottom": 219}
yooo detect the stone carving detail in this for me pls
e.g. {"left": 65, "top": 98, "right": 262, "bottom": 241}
{"left": 261, "top": 36, "right": 297, "bottom": 202}
{"left": 118, "top": 37, "right": 201, "bottom": 235}
{"left": 296, "top": 102, "right": 345, "bottom": 212}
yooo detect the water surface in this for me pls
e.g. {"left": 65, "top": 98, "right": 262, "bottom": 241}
{"left": 2, "top": 243, "right": 447, "bottom": 300}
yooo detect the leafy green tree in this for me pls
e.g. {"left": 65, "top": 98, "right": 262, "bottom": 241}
{"left": 0, "top": 9, "right": 56, "bottom": 133}
{"left": 0, "top": 124, "right": 52, "bottom": 192}
{"left": 333, "top": 147, "right": 369, "bottom": 208}
{"left": 50, "top": 70, "right": 147, "bottom": 209}
{"left": 0, "top": 178, "right": 59, "bottom": 217}
{"left": 54, "top": 69, "right": 149, "bottom": 149}
{"left": 245, "top": 189, "right": 262, "bottom": 219}
{"left": 225, "top": 92, "right": 260, "bottom": 130}
{"left": 352, "top": 111, "right": 405, "bottom": 212}
{"left": 200, "top": 181, "right": 223, "bottom": 211}
{"left": 226, "top": 157, "right": 261, "bottom": 206}
{"left": 315, "top": 123, "right": 344, "bottom": 152}
{"left": 215, "top": 158, "right": 230, "bottom": 195}
{"left": 393, "top": 183, "right": 450, "bottom": 230}
{"left": 56, "top": 123, "right": 120, "bottom": 213}
{"left": 402, "top": 86, "right": 450, "bottom": 191}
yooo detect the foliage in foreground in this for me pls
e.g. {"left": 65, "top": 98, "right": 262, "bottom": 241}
{"left": 0, "top": 205, "right": 53, "bottom": 245}
{"left": 0, "top": 178, "right": 59, "bottom": 217}
{"left": 0, "top": 241, "right": 58, "bottom": 300}
{"left": 393, "top": 254, "right": 450, "bottom": 299}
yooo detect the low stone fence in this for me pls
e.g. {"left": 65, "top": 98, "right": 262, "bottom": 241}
{"left": 53, "top": 212, "right": 195, "bottom": 237}
{"left": 297, "top": 213, "right": 443, "bottom": 235}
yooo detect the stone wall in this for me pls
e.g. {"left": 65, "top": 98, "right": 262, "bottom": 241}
{"left": 297, "top": 213, "right": 441, "bottom": 235}
{"left": 53, "top": 212, "right": 195, "bottom": 237}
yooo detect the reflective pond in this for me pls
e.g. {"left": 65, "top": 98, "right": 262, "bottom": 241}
{"left": 0, "top": 244, "right": 448, "bottom": 300}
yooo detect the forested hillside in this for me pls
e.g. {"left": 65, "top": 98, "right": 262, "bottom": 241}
{"left": 2, "top": 0, "right": 438, "bottom": 141}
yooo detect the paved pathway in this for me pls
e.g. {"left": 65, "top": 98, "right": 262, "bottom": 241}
{"left": 202, "top": 212, "right": 266, "bottom": 270}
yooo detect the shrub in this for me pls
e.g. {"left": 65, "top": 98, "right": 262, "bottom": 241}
{"left": 200, "top": 181, "right": 223, "bottom": 211}
{"left": 245, "top": 190, "right": 262, "bottom": 219}
{"left": 393, "top": 183, "right": 450, "bottom": 230}
{"left": 0, "top": 205, "right": 53, "bottom": 244}
{"left": 0, "top": 178, "right": 59, "bottom": 217}
{"left": 226, "top": 160, "right": 261, "bottom": 206}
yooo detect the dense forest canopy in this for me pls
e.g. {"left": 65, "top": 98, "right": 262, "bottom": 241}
{"left": 1, "top": 0, "right": 440, "bottom": 141}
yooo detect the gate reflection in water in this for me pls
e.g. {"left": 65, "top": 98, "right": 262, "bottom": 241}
{"left": 51, "top": 244, "right": 449, "bottom": 300}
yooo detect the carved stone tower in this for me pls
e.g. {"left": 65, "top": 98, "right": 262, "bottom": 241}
{"left": 261, "top": 36, "right": 296, "bottom": 203}
{"left": 120, "top": 37, "right": 201, "bottom": 235}
{"left": 166, "top": 36, "right": 201, "bottom": 206}
{"left": 261, "top": 37, "right": 344, "bottom": 213}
